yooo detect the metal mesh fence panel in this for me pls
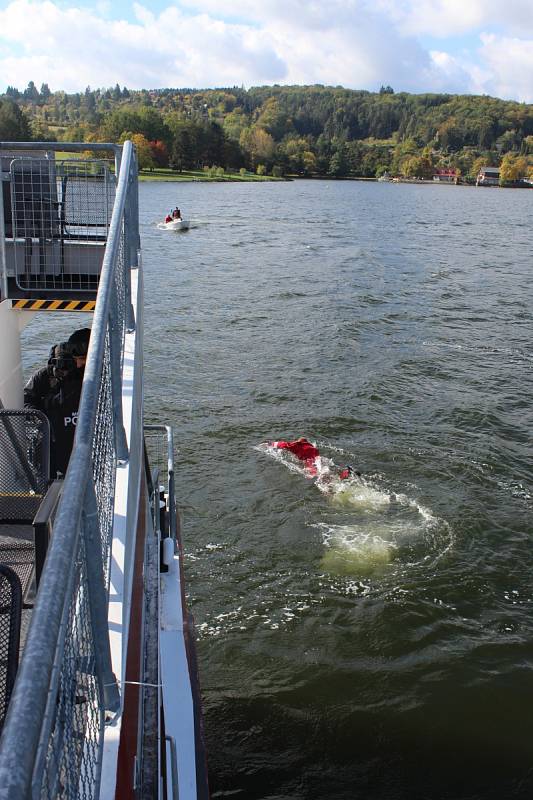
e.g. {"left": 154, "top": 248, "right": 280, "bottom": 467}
{"left": 91, "top": 334, "right": 116, "bottom": 586}
{"left": 0, "top": 564, "right": 21, "bottom": 729}
{"left": 0, "top": 539, "right": 34, "bottom": 600}
{"left": 10, "top": 158, "right": 115, "bottom": 293}
{"left": 114, "top": 227, "right": 126, "bottom": 371}
{"left": 35, "top": 154, "right": 132, "bottom": 797}
{"left": 0, "top": 410, "right": 50, "bottom": 523}
{"left": 144, "top": 428, "right": 169, "bottom": 489}
{"left": 40, "top": 535, "right": 102, "bottom": 800}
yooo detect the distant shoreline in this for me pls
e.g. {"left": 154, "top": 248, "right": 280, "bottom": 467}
{"left": 139, "top": 168, "right": 287, "bottom": 182}
{"left": 139, "top": 170, "right": 532, "bottom": 188}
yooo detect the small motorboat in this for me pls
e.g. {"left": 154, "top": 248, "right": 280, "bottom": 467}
{"left": 158, "top": 218, "right": 190, "bottom": 231}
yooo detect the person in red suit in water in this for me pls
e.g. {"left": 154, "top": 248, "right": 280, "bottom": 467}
{"left": 271, "top": 437, "right": 356, "bottom": 479}
{"left": 272, "top": 437, "right": 320, "bottom": 473}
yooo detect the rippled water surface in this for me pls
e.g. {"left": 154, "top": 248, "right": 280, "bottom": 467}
{"left": 25, "top": 179, "right": 533, "bottom": 799}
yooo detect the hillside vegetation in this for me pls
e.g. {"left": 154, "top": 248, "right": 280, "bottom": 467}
{"left": 2, "top": 82, "right": 533, "bottom": 182}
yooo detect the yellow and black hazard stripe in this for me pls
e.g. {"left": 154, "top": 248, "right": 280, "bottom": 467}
{"left": 12, "top": 299, "right": 96, "bottom": 312}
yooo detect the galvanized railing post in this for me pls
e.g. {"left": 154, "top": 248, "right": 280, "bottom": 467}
{"left": 0, "top": 169, "right": 8, "bottom": 299}
{"left": 166, "top": 425, "right": 177, "bottom": 543}
{"left": 83, "top": 479, "right": 120, "bottom": 712}
{"left": 123, "top": 158, "right": 137, "bottom": 333}
{"left": 109, "top": 294, "right": 129, "bottom": 463}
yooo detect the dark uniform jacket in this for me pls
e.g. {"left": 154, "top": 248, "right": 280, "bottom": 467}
{"left": 24, "top": 368, "right": 83, "bottom": 476}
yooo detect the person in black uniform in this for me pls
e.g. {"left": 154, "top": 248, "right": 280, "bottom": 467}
{"left": 24, "top": 328, "right": 91, "bottom": 477}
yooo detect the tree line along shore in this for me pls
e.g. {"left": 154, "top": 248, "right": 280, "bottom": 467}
{"left": 1, "top": 82, "right": 533, "bottom": 184}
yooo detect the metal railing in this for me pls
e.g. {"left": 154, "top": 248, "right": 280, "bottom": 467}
{"left": 0, "top": 142, "right": 126, "bottom": 301}
{"left": 8, "top": 157, "right": 115, "bottom": 292}
{"left": 0, "top": 408, "right": 50, "bottom": 523}
{"left": 144, "top": 424, "right": 177, "bottom": 542}
{"left": 0, "top": 140, "right": 139, "bottom": 799}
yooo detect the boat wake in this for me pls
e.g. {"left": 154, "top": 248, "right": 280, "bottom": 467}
{"left": 256, "top": 441, "right": 452, "bottom": 577}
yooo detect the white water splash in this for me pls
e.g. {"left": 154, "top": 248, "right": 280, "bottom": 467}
{"left": 318, "top": 522, "right": 396, "bottom": 575}
{"left": 255, "top": 441, "right": 452, "bottom": 577}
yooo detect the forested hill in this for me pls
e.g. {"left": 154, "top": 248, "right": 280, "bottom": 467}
{"left": 2, "top": 82, "right": 533, "bottom": 180}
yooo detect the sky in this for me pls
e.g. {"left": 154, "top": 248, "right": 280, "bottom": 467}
{"left": 1, "top": 0, "right": 533, "bottom": 102}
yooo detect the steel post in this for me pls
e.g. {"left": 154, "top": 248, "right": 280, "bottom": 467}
{"left": 82, "top": 479, "right": 120, "bottom": 712}
{"left": 0, "top": 170, "right": 7, "bottom": 300}
{"left": 109, "top": 288, "right": 129, "bottom": 463}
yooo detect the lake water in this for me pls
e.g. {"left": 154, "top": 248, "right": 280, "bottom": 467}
{"left": 140, "top": 179, "right": 533, "bottom": 800}
{"left": 24, "top": 178, "right": 533, "bottom": 799}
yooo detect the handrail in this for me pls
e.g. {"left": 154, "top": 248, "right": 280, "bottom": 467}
{"left": 0, "top": 144, "right": 123, "bottom": 295}
{"left": 165, "top": 735, "right": 180, "bottom": 799}
{"left": 0, "top": 140, "right": 137, "bottom": 799}
{"left": 0, "top": 142, "right": 121, "bottom": 152}
{"left": 144, "top": 424, "right": 177, "bottom": 542}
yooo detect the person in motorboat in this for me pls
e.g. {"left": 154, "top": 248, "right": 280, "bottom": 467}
{"left": 164, "top": 213, "right": 172, "bottom": 223}
{"left": 269, "top": 437, "right": 359, "bottom": 480}
{"left": 24, "top": 328, "right": 91, "bottom": 477}
{"left": 172, "top": 207, "right": 181, "bottom": 219}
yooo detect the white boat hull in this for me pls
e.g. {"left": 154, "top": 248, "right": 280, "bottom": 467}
{"left": 158, "top": 219, "right": 190, "bottom": 231}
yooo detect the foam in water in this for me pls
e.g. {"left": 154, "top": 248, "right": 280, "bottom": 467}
{"left": 256, "top": 442, "right": 392, "bottom": 508}
{"left": 319, "top": 523, "right": 395, "bottom": 576}
{"left": 256, "top": 441, "right": 451, "bottom": 577}
{"left": 319, "top": 474, "right": 392, "bottom": 510}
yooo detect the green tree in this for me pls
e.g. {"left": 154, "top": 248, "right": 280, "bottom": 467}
{"left": 522, "top": 135, "right": 533, "bottom": 154}
{"left": 129, "top": 133, "right": 156, "bottom": 170}
{"left": 280, "top": 137, "right": 316, "bottom": 174}
{"left": 499, "top": 153, "right": 527, "bottom": 184}
{"left": 30, "top": 117, "right": 54, "bottom": 141}
{"left": 329, "top": 143, "right": 349, "bottom": 176}
{"left": 23, "top": 80, "right": 39, "bottom": 102}
{"left": 103, "top": 106, "right": 169, "bottom": 144}
{"left": 0, "top": 99, "right": 31, "bottom": 140}
{"left": 255, "top": 97, "right": 293, "bottom": 140}
{"left": 470, "top": 156, "right": 487, "bottom": 180}
{"left": 171, "top": 125, "right": 196, "bottom": 171}
{"left": 391, "top": 138, "right": 418, "bottom": 174}
{"left": 239, "top": 126, "right": 275, "bottom": 169}
{"left": 302, "top": 150, "right": 317, "bottom": 174}
{"left": 400, "top": 152, "right": 433, "bottom": 178}
{"left": 223, "top": 107, "right": 249, "bottom": 141}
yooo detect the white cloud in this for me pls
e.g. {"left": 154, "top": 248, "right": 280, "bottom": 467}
{"left": 0, "top": 0, "right": 288, "bottom": 90}
{"left": 477, "top": 33, "right": 533, "bottom": 103}
{"left": 0, "top": 0, "right": 432, "bottom": 93}
{"left": 0, "top": 0, "right": 532, "bottom": 101}
{"left": 372, "top": 0, "right": 533, "bottom": 37}
{"left": 428, "top": 50, "right": 474, "bottom": 91}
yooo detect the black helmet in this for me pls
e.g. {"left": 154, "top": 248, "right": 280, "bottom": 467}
{"left": 48, "top": 342, "right": 76, "bottom": 380}
{"left": 68, "top": 328, "right": 91, "bottom": 357}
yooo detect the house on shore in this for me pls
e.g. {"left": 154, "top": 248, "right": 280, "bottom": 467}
{"left": 476, "top": 166, "right": 500, "bottom": 186}
{"left": 433, "top": 168, "right": 458, "bottom": 183}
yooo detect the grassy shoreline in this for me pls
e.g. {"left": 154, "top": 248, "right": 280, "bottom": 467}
{"left": 138, "top": 167, "right": 287, "bottom": 182}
